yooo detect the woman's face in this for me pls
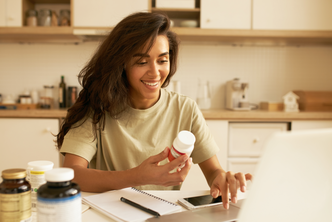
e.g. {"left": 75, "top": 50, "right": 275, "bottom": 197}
{"left": 125, "top": 35, "right": 170, "bottom": 109}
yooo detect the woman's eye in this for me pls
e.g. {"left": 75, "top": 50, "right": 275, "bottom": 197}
{"left": 159, "top": 60, "right": 169, "bottom": 63}
{"left": 137, "top": 61, "right": 147, "bottom": 65}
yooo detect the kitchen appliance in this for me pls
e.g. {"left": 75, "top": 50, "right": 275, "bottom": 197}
{"left": 225, "top": 78, "right": 251, "bottom": 111}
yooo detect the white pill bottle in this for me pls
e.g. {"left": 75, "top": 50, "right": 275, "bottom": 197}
{"left": 168, "top": 130, "right": 196, "bottom": 162}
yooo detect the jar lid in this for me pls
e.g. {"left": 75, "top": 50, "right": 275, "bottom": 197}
{"left": 45, "top": 168, "right": 74, "bottom": 182}
{"left": 2, "top": 169, "right": 27, "bottom": 179}
{"left": 26, "top": 9, "right": 37, "bottom": 17}
{"left": 39, "top": 9, "right": 52, "bottom": 16}
{"left": 28, "top": 160, "right": 54, "bottom": 171}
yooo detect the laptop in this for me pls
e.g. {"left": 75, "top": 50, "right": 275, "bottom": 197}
{"left": 238, "top": 128, "right": 332, "bottom": 222}
{"left": 148, "top": 128, "right": 332, "bottom": 222}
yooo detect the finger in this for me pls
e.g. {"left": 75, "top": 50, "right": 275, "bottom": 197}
{"left": 219, "top": 174, "right": 229, "bottom": 209}
{"left": 165, "top": 154, "right": 189, "bottom": 171}
{"left": 226, "top": 172, "right": 237, "bottom": 204}
{"left": 168, "top": 157, "right": 192, "bottom": 183}
{"left": 149, "top": 147, "right": 170, "bottom": 164}
{"left": 235, "top": 172, "right": 247, "bottom": 192}
{"left": 245, "top": 173, "right": 253, "bottom": 181}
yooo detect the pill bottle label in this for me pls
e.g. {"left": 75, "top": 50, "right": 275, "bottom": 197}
{"left": 37, "top": 194, "right": 81, "bottom": 222}
{"left": 29, "top": 170, "right": 47, "bottom": 212}
{"left": 168, "top": 145, "right": 186, "bottom": 162}
{"left": 0, "top": 192, "right": 32, "bottom": 222}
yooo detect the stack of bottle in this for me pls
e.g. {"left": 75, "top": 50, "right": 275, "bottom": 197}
{"left": 0, "top": 161, "right": 81, "bottom": 222}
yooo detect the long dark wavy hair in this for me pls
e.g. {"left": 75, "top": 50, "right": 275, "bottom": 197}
{"left": 56, "top": 12, "right": 179, "bottom": 149}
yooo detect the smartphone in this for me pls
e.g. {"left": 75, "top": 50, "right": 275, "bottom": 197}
{"left": 178, "top": 194, "right": 223, "bottom": 210}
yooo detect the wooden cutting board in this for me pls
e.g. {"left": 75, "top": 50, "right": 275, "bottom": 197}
{"left": 293, "top": 91, "right": 332, "bottom": 111}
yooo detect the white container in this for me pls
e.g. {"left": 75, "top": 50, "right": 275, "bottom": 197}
{"left": 156, "top": 0, "right": 195, "bottom": 9}
{"left": 168, "top": 131, "right": 196, "bottom": 165}
{"left": 27, "top": 160, "right": 54, "bottom": 217}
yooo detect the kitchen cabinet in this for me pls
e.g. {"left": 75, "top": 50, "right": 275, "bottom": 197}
{"left": 181, "top": 120, "right": 228, "bottom": 191}
{"left": 1, "top": 0, "right": 332, "bottom": 44}
{"left": 200, "top": 0, "right": 251, "bottom": 29}
{"left": 0, "top": 0, "right": 22, "bottom": 27}
{"left": 227, "top": 122, "right": 288, "bottom": 178}
{"left": 291, "top": 120, "right": 332, "bottom": 131}
{"left": 73, "top": 0, "right": 149, "bottom": 27}
{"left": 0, "top": 118, "right": 61, "bottom": 174}
{"left": 253, "top": 0, "right": 332, "bottom": 30}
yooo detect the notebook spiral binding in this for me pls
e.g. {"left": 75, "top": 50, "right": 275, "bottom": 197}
{"left": 131, "top": 187, "right": 178, "bottom": 206}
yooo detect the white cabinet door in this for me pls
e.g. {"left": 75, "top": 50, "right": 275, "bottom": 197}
{"left": 292, "top": 120, "right": 332, "bottom": 131}
{"left": 253, "top": 0, "right": 332, "bottom": 30}
{"left": 0, "top": 118, "right": 60, "bottom": 173}
{"left": 200, "top": 0, "right": 251, "bottom": 29}
{"left": 0, "top": 0, "right": 5, "bottom": 26}
{"left": 228, "top": 158, "right": 259, "bottom": 176}
{"left": 0, "top": 0, "right": 22, "bottom": 27}
{"left": 181, "top": 120, "right": 228, "bottom": 191}
{"left": 73, "top": 0, "right": 149, "bottom": 27}
{"left": 228, "top": 122, "right": 288, "bottom": 157}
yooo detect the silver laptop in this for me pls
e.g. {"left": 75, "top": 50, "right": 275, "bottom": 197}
{"left": 148, "top": 128, "right": 332, "bottom": 222}
{"left": 238, "top": 128, "right": 332, "bottom": 222}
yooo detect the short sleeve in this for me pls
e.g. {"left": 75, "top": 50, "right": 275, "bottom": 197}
{"left": 190, "top": 102, "right": 220, "bottom": 164}
{"left": 60, "top": 118, "right": 97, "bottom": 162}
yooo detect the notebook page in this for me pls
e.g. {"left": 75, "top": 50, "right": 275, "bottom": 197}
{"left": 82, "top": 188, "right": 182, "bottom": 222}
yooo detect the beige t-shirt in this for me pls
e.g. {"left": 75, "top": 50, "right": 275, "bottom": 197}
{"left": 60, "top": 89, "right": 220, "bottom": 190}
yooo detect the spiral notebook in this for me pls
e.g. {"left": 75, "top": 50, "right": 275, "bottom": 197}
{"left": 82, "top": 187, "right": 182, "bottom": 222}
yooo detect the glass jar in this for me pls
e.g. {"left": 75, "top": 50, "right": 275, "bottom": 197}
{"left": 38, "top": 9, "right": 52, "bottom": 26}
{"left": 59, "top": 9, "right": 70, "bottom": 26}
{"left": 0, "top": 169, "right": 32, "bottom": 222}
{"left": 40, "top": 85, "right": 54, "bottom": 109}
{"left": 26, "top": 9, "right": 38, "bottom": 27}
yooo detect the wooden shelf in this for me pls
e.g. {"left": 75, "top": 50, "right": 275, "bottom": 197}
{"left": 1, "top": 26, "right": 332, "bottom": 45}
{"left": 171, "top": 28, "right": 332, "bottom": 46}
{"left": 152, "top": 7, "right": 200, "bottom": 19}
{"left": 0, "top": 27, "right": 82, "bottom": 43}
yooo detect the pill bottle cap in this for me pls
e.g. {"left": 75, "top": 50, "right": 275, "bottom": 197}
{"left": 2, "top": 169, "right": 26, "bottom": 179}
{"left": 173, "top": 130, "right": 196, "bottom": 153}
{"left": 45, "top": 168, "right": 74, "bottom": 182}
{"left": 28, "top": 160, "right": 54, "bottom": 171}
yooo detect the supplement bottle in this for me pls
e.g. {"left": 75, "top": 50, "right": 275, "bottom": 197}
{"left": 37, "top": 168, "right": 81, "bottom": 222}
{"left": 0, "top": 168, "right": 32, "bottom": 222}
{"left": 26, "top": 160, "right": 54, "bottom": 220}
{"left": 168, "top": 130, "right": 196, "bottom": 164}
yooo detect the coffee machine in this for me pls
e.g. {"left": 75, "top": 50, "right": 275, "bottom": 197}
{"left": 225, "top": 78, "right": 251, "bottom": 111}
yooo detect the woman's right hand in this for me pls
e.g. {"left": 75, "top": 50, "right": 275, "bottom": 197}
{"left": 134, "top": 147, "right": 192, "bottom": 187}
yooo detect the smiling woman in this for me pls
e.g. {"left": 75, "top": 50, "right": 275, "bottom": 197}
{"left": 55, "top": 11, "right": 251, "bottom": 210}
{"left": 126, "top": 35, "right": 170, "bottom": 109}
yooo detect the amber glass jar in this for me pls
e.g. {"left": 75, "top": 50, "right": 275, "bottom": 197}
{"left": 0, "top": 168, "right": 32, "bottom": 222}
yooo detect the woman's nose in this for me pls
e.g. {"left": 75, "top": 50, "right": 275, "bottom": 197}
{"left": 147, "top": 62, "right": 160, "bottom": 77}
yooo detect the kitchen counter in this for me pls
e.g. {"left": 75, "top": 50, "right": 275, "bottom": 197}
{"left": 0, "top": 109, "right": 332, "bottom": 121}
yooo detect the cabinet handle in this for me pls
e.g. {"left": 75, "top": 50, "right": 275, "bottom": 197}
{"left": 253, "top": 137, "right": 260, "bottom": 143}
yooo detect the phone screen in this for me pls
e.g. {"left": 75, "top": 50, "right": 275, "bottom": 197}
{"left": 184, "top": 195, "right": 222, "bottom": 206}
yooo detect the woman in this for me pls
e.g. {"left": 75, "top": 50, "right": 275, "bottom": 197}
{"left": 57, "top": 12, "right": 251, "bottom": 209}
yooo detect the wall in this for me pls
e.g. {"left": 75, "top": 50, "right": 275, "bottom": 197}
{"left": 0, "top": 41, "right": 332, "bottom": 109}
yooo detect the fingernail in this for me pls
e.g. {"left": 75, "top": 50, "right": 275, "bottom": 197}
{"left": 242, "top": 186, "right": 246, "bottom": 192}
{"left": 225, "top": 203, "right": 229, "bottom": 209}
{"left": 232, "top": 197, "right": 237, "bottom": 203}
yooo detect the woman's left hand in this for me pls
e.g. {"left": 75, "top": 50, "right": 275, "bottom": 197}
{"left": 210, "top": 171, "right": 252, "bottom": 209}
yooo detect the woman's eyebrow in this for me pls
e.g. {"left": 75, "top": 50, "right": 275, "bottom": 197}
{"left": 133, "top": 52, "right": 169, "bottom": 57}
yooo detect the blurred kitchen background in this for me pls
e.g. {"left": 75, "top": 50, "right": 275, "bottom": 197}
{"left": 1, "top": 0, "right": 332, "bottom": 109}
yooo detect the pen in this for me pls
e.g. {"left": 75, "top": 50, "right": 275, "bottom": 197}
{"left": 120, "top": 197, "right": 161, "bottom": 218}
